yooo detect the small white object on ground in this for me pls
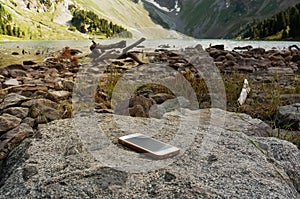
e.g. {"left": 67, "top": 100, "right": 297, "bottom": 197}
{"left": 238, "top": 79, "right": 251, "bottom": 105}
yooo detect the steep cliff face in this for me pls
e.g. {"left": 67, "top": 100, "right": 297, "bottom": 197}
{"left": 143, "top": 0, "right": 300, "bottom": 38}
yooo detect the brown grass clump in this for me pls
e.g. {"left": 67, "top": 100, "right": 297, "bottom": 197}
{"left": 55, "top": 46, "right": 78, "bottom": 66}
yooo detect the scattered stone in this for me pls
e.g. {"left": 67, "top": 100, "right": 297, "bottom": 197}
{"left": 22, "top": 98, "right": 60, "bottom": 109}
{"left": 268, "top": 67, "right": 294, "bottom": 75}
{"left": 87, "top": 67, "right": 101, "bottom": 73}
{"left": 22, "top": 98, "right": 63, "bottom": 124}
{"left": 6, "top": 64, "right": 25, "bottom": 71}
{"left": 0, "top": 68, "right": 9, "bottom": 77}
{"left": 114, "top": 96, "right": 154, "bottom": 117}
{"left": 1, "top": 123, "right": 33, "bottom": 140}
{"left": 0, "top": 75, "right": 5, "bottom": 82}
{"left": 0, "top": 114, "right": 22, "bottom": 133}
{"left": 3, "top": 79, "right": 19, "bottom": 87}
{"left": 150, "top": 93, "right": 175, "bottom": 104}
{"left": 22, "top": 117, "right": 35, "bottom": 128}
{"left": 149, "top": 104, "right": 165, "bottom": 118}
{"left": 23, "top": 60, "right": 37, "bottom": 65}
{"left": 0, "top": 123, "right": 33, "bottom": 160}
{"left": 276, "top": 103, "right": 300, "bottom": 130}
{"left": 4, "top": 84, "right": 49, "bottom": 93}
{"left": 9, "top": 69, "right": 27, "bottom": 78}
{"left": 3, "top": 107, "right": 29, "bottom": 119}
{"left": 280, "top": 94, "right": 300, "bottom": 104}
{"left": 47, "top": 90, "right": 71, "bottom": 102}
{"left": 0, "top": 93, "right": 29, "bottom": 110}
{"left": 250, "top": 47, "right": 265, "bottom": 55}
{"left": 62, "top": 80, "right": 75, "bottom": 91}
{"left": 234, "top": 65, "right": 255, "bottom": 73}
{"left": 158, "top": 96, "right": 190, "bottom": 113}
{"left": 129, "top": 96, "right": 155, "bottom": 117}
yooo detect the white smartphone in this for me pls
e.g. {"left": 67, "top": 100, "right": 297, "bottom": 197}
{"left": 118, "top": 133, "right": 180, "bottom": 159}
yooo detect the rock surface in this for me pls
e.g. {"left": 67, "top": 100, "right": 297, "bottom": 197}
{"left": 276, "top": 103, "right": 300, "bottom": 130}
{"left": 0, "top": 109, "right": 299, "bottom": 198}
{"left": 0, "top": 114, "right": 22, "bottom": 133}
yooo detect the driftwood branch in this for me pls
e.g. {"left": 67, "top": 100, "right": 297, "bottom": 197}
{"left": 122, "top": 37, "right": 146, "bottom": 54}
{"left": 89, "top": 38, "right": 146, "bottom": 63}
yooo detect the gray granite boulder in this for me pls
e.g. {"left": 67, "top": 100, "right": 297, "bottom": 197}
{"left": 0, "top": 109, "right": 299, "bottom": 198}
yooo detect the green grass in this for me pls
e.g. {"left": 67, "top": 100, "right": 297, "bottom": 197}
{"left": 265, "top": 30, "right": 284, "bottom": 40}
{"left": 0, "top": 0, "right": 89, "bottom": 40}
{"left": 2, "top": 0, "right": 136, "bottom": 40}
{"left": 0, "top": 34, "right": 22, "bottom": 41}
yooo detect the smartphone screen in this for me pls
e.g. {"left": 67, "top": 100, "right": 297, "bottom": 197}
{"left": 125, "top": 135, "right": 173, "bottom": 152}
{"left": 119, "top": 133, "right": 180, "bottom": 159}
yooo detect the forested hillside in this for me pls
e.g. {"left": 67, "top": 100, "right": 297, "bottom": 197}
{"left": 0, "top": 3, "right": 24, "bottom": 38}
{"left": 0, "top": 0, "right": 132, "bottom": 40}
{"left": 70, "top": 7, "right": 132, "bottom": 38}
{"left": 143, "top": 0, "right": 300, "bottom": 39}
{"left": 2, "top": 0, "right": 300, "bottom": 40}
{"left": 236, "top": 3, "right": 300, "bottom": 40}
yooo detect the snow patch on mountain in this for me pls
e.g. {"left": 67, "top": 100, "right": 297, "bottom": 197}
{"left": 144, "top": 0, "right": 181, "bottom": 14}
{"left": 225, "top": 0, "right": 231, "bottom": 8}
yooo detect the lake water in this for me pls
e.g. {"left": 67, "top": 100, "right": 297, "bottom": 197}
{"left": 1, "top": 39, "right": 300, "bottom": 67}
{"left": 1, "top": 39, "right": 300, "bottom": 51}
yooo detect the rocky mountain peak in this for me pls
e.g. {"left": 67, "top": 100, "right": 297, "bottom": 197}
{"left": 142, "top": 0, "right": 300, "bottom": 38}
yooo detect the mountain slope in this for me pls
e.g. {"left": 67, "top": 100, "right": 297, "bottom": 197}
{"left": 75, "top": 0, "right": 185, "bottom": 38}
{"left": 143, "top": 0, "right": 300, "bottom": 38}
{"left": 236, "top": 3, "right": 300, "bottom": 40}
{"left": 0, "top": 0, "right": 184, "bottom": 40}
{"left": 2, "top": 0, "right": 300, "bottom": 40}
{"left": 0, "top": 0, "right": 86, "bottom": 40}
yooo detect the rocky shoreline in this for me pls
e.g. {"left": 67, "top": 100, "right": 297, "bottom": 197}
{"left": 0, "top": 41, "right": 300, "bottom": 159}
{"left": 0, "top": 46, "right": 80, "bottom": 161}
{"left": 0, "top": 41, "right": 299, "bottom": 197}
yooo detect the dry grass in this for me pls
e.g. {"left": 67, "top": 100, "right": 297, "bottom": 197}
{"left": 94, "top": 63, "right": 300, "bottom": 147}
